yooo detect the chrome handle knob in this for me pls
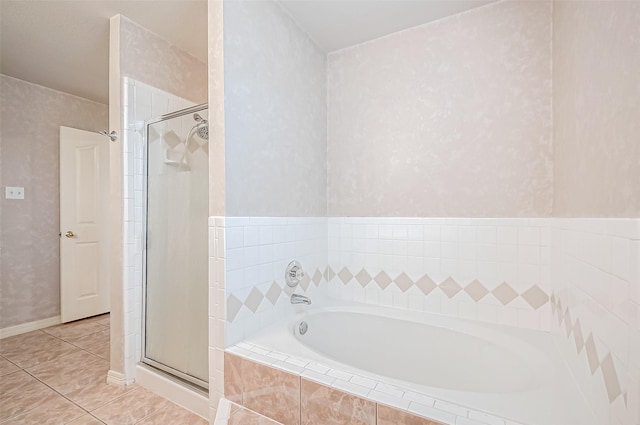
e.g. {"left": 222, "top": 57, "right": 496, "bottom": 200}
{"left": 65, "top": 231, "right": 75, "bottom": 238}
{"left": 285, "top": 260, "right": 305, "bottom": 287}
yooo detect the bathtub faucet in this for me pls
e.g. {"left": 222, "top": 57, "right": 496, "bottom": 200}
{"left": 291, "top": 294, "right": 312, "bottom": 305}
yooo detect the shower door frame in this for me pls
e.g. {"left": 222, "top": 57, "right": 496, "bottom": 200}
{"left": 140, "top": 103, "right": 209, "bottom": 390}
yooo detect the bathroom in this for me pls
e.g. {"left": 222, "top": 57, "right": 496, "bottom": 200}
{"left": 1, "top": 1, "right": 639, "bottom": 425}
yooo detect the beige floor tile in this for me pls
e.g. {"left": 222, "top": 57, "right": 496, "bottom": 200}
{"left": 67, "top": 330, "right": 110, "bottom": 360}
{"left": 66, "top": 414, "right": 106, "bottom": 424}
{"left": 135, "top": 403, "right": 209, "bottom": 425}
{"left": 43, "top": 321, "right": 108, "bottom": 341}
{"left": 27, "top": 350, "right": 134, "bottom": 411}
{"left": 91, "top": 386, "right": 173, "bottom": 425}
{"left": 2, "top": 391, "right": 86, "bottom": 425}
{"left": 67, "top": 329, "right": 109, "bottom": 349}
{"left": 2, "top": 337, "right": 79, "bottom": 369}
{"left": 0, "top": 356, "right": 20, "bottom": 376}
{"left": 0, "top": 370, "right": 60, "bottom": 421}
{"left": 0, "top": 330, "right": 60, "bottom": 354}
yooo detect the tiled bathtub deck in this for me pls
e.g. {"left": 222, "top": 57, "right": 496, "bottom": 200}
{"left": 0, "top": 315, "right": 207, "bottom": 424}
{"left": 227, "top": 341, "right": 526, "bottom": 425}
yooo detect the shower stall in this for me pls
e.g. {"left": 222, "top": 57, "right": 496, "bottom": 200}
{"left": 142, "top": 104, "right": 209, "bottom": 389}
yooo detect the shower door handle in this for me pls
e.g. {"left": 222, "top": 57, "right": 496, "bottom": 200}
{"left": 65, "top": 231, "right": 75, "bottom": 238}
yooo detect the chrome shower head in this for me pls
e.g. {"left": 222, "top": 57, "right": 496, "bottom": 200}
{"left": 192, "top": 113, "right": 208, "bottom": 140}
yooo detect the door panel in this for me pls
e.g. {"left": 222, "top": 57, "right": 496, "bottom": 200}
{"left": 60, "top": 126, "right": 110, "bottom": 323}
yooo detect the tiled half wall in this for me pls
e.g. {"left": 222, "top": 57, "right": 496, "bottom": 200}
{"left": 327, "top": 218, "right": 552, "bottom": 331}
{"left": 218, "top": 217, "right": 639, "bottom": 424}
{"left": 550, "top": 219, "right": 640, "bottom": 425}
{"left": 223, "top": 218, "right": 328, "bottom": 346}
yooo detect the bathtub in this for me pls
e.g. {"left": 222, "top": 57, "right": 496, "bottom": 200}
{"left": 230, "top": 302, "right": 597, "bottom": 425}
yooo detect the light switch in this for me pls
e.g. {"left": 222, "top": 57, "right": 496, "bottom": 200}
{"left": 5, "top": 186, "right": 25, "bottom": 199}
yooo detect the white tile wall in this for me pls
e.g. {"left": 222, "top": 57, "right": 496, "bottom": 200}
{"left": 550, "top": 219, "right": 640, "bottom": 425}
{"left": 214, "top": 216, "right": 638, "bottom": 425}
{"left": 223, "top": 217, "right": 327, "bottom": 346}
{"left": 209, "top": 217, "right": 226, "bottom": 420}
{"left": 121, "top": 77, "right": 195, "bottom": 381}
{"left": 327, "top": 218, "right": 552, "bottom": 330}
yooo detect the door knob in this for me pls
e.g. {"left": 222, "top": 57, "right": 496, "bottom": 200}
{"left": 65, "top": 231, "right": 75, "bottom": 238}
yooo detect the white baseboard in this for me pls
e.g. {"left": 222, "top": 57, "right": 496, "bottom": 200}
{"left": 0, "top": 316, "right": 61, "bottom": 339}
{"left": 136, "top": 363, "right": 209, "bottom": 419}
{"left": 106, "top": 369, "right": 134, "bottom": 386}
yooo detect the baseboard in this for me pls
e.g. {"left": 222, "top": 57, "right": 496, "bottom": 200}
{"left": 0, "top": 316, "right": 61, "bottom": 339}
{"left": 106, "top": 369, "right": 134, "bottom": 386}
{"left": 136, "top": 363, "right": 209, "bottom": 418}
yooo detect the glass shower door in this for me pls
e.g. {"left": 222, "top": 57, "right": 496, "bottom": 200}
{"left": 143, "top": 105, "right": 209, "bottom": 388}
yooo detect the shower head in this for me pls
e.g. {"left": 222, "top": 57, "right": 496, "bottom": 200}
{"left": 191, "top": 113, "right": 208, "bottom": 140}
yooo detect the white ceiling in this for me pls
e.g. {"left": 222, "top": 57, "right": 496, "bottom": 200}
{"left": 278, "top": 0, "right": 496, "bottom": 53}
{"left": 0, "top": 1, "right": 208, "bottom": 104}
{"left": 0, "top": 0, "right": 494, "bottom": 105}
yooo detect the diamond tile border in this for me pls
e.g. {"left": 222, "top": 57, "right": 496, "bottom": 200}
{"left": 226, "top": 267, "right": 326, "bottom": 323}
{"left": 328, "top": 266, "right": 550, "bottom": 311}
{"left": 551, "top": 292, "right": 625, "bottom": 404}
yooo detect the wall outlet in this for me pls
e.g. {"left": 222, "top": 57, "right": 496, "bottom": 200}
{"left": 5, "top": 186, "right": 25, "bottom": 199}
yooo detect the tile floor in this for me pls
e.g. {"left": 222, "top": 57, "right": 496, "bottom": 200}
{"left": 0, "top": 314, "right": 208, "bottom": 424}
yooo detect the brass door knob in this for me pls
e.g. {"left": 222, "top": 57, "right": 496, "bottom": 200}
{"left": 65, "top": 231, "right": 75, "bottom": 238}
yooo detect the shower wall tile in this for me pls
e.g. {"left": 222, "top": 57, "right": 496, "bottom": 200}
{"left": 327, "top": 217, "right": 551, "bottom": 331}
{"left": 0, "top": 75, "right": 108, "bottom": 329}
{"left": 550, "top": 219, "right": 640, "bottom": 425}
{"left": 224, "top": 217, "right": 328, "bottom": 346}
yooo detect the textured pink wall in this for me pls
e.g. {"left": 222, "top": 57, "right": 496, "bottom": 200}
{"left": 327, "top": 1, "right": 553, "bottom": 217}
{"left": 120, "top": 16, "right": 207, "bottom": 105}
{"left": 553, "top": 1, "right": 640, "bottom": 217}
{"left": 0, "top": 74, "right": 108, "bottom": 328}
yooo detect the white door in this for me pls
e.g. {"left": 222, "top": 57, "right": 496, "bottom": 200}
{"left": 60, "top": 126, "right": 110, "bottom": 322}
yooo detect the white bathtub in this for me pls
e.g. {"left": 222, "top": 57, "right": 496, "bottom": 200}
{"left": 234, "top": 302, "right": 597, "bottom": 425}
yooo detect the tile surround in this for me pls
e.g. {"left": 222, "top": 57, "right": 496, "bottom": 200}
{"left": 550, "top": 219, "right": 640, "bottom": 425}
{"left": 301, "top": 378, "right": 376, "bottom": 425}
{"left": 223, "top": 217, "right": 328, "bottom": 346}
{"left": 215, "top": 217, "right": 638, "bottom": 425}
{"left": 224, "top": 351, "right": 515, "bottom": 425}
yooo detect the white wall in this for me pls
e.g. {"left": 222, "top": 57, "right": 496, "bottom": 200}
{"left": 223, "top": 0, "right": 327, "bottom": 217}
{"left": 0, "top": 75, "right": 108, "bottom": 330}
{"left": 327, "top": 1, "right": 553, "bottom": 217}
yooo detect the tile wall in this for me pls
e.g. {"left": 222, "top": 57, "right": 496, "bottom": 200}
{"left": 327, "top": 218, "right": 551, "bottom": 331}
{"left": 209, "top": 217, "right": 226, "bottom": 421}
{"left": 121, "top": 77, "right": 195, "bottom": 380}
{"left": 223, "top": 218, "right": 328, "bottom": 346}
{"left": 550, "top": 219, "right": 640, "bottom": 425}
{"left": 218, "top": 216, "right": 639, "bottom": 425}
{"left": 224, "top": 352, "right": 504, "bottom": 425}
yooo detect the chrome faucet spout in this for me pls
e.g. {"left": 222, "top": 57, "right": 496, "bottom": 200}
{"left": 291, "top": 294, "right": 312, "bottom": 305}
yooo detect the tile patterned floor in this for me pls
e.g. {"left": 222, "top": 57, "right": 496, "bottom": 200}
{"left": 0, "top": 314, "right": 207, "bottom": 425}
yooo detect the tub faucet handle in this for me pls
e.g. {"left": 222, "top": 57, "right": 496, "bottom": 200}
{"left": 285, "top": 260, "right": 304, "bottom": 287}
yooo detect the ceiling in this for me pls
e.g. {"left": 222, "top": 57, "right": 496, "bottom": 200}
{"left": 0, "top": 0, "right": 493, "bottom": 105}
{"left": 0, "top": 1, "right": 208, "bottom": 104}
{"left": 278, "top": 0, "right": 495, "bottom": 53}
